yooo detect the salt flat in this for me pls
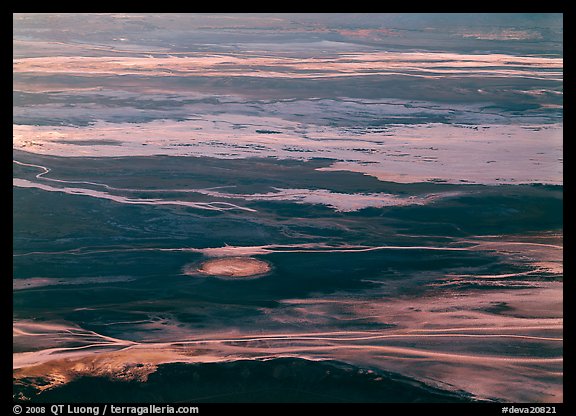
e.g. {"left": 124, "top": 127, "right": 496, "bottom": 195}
{"left": 13, "top": 13, "right": 563, "bottom": 404}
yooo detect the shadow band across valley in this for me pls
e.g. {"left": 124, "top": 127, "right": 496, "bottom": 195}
{"left": 13, "top": 358, "right": 480, "bottom": 403}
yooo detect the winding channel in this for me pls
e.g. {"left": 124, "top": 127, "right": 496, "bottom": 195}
{"left": 13, "top": 159, "right": 256, "bottom": 212}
